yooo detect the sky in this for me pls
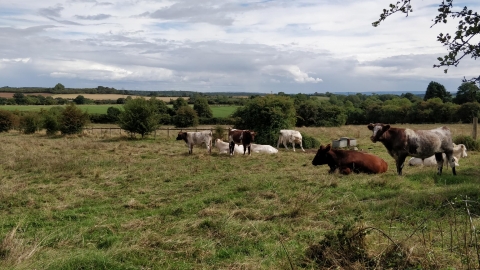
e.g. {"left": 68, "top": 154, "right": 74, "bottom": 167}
{"left": 0, "top": 0, "right": 479, "bottom": 94}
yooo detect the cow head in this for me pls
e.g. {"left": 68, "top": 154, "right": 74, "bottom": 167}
{"left": 368, "top": 123, "right": 390, "bottom": 143}
{"left": 176, "top": 132, "right": 187, "bottom": 141}
{"left": 312, "top": 144, "right": 332, "bottom": 166}
{"left": 249, "top": 131, "right": 256, "bottom": 142}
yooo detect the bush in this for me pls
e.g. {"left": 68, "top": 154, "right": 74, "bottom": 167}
{"left": 19, "top": 112, "right": 42, "bottom": 134}
{"left": 213, "top": 126, "right": 225, "bottom": 140}
{"left": 0, "top": 110, "right": 18, "bottom": 133}
{"left": 301, "top": 133, "right": 321, "bottom": 149}
{"left": 60, "top": 104, "right": 89, "bottom": 135}
{"left": 118, "top": 98, "right": 160, "bottom": 138}
{"left": 43, "top": 107, "right": 64, "bottom": 135}
{"left": 173, "top": 106, "right": 199, "bottom": 128}
{"left": 454, "top": 135, "right": 480, "bottom": 151}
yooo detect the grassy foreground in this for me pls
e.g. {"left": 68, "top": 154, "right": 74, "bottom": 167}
{"left": 0, "top": 124, "right": 479, "bottom": 269}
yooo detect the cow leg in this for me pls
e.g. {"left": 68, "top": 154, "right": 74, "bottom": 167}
{"left": 444, "top": 150, "right": 457, "bottom": 176}
{"left": 396, "top": 154, "right": 408, "bottom": 175}
{"left": 340, "top": 167, "right": 351, "bottom": 175}
{"left": 277, "top": 137, "right": 282, "bottom": 149}
{"left": 189, "top": 144, "right": 193, "bottom": 154}
{"left": 292, "top": 141, "right": 295, "bottom": 152}
{"left": 300, "top": 141, "right": 305, "bottom": 152}
{"left": 229, "top": 142, "right": 235, "bottom": 156}
{"left": 435, "top": 153, "right": 444, "bottom": 175}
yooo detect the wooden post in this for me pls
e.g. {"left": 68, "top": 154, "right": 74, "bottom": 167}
{"left": 154, "top": 129, "right": 156, "bottom": 140}
{"left": 473, "top": 117, "right": 478, "bottom": 140}
{"left": 167, "top": 128, "right": 170, "bottom": 138}
{"left": 110, "top": 128, "right": 112, "bottom": 137}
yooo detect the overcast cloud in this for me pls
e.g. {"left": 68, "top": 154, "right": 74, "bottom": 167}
{"left": 0, "top": 0, "right": 478, "bottom": 94}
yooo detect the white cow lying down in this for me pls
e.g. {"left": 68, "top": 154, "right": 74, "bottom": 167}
{"left": 408, "top": 143, "right": 467, "bottom": 167}
{"left": 251, "top": 143, "right": 278, "bottom": 154}
{"left": 277, "top": 129, "right": 305, "bottom": 152}
{"left": 215, "top": 139, "right": 245, "bottom": 154}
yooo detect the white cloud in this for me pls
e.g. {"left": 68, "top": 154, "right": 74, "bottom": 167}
{"left": 0, "top": 0, "right": 478, "bottom": 93}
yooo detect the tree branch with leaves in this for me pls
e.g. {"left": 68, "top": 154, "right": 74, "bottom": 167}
{"left": 373, "top": 0, "right": 480, "bottom": 84}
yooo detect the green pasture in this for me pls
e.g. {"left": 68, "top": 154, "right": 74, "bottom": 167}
{"left": 0, "top": 105, "right": 239, "bottom": 118}
{"left": 0, "top": 124, "right": 479, "bottom": 269}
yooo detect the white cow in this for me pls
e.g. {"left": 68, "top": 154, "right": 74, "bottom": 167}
{"left": 277, "top": 129, "right": 305, "bottom": 152}
{"left": 408, "top": 143, "right": 467, "bottom": 167}
{"left": 176, "top": 131, "right": 212, "bottom": 154}
{"left": 250, "top": 143, "right": 278, "bottom": 154}
{"left": 214, "top": 138, "right": 245, "bottom": 154}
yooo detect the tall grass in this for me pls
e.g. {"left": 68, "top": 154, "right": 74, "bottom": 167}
{"left": 0, "top": 124, "right": 479, "bottom": 269}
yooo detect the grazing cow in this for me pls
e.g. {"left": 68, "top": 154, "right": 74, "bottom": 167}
{"left": 408, "top": 143, "right": 467, "bottom": 167}
{"left": 214, "top": 138, "right": 245, "bottom": 154}
{"left": 228, "top": 129, "right": 256, "bottom": 156}
{"left": 250, "top": 143, "right": 278, "bottom": 154}
{"left": 311, "top": 144, "right": 388, "bottom": 174}
{"left": 277, "top": 129, "right": 305, "bottom": 152}
{"left": 367, "top": 123, "right": 456, "bottom": 175}
{"left": 176, "top": 131, "right": 212, "bottom": 154}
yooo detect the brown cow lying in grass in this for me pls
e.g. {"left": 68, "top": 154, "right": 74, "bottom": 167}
{"left": 312, "top": 144, "right": 388, "bottom": 175}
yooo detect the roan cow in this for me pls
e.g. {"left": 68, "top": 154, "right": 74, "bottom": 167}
{"left": 367, "top": 123, "right": 456, "bottom": 175}
{"left": 176, "top": 131, "right": 213, "bottom": 154}
{"left": 408, "top": 143, "right": 467, "bottom": 167}
{"left": 277, "top": 129, "right": 305, "bottom": 152}
{"left": 228, "top": 129, "right": 256, "bottom": 156}
{"left": 215, "top": 138, "right": 245, "bottom": 154}
{"left": 311, "top": 144, "right": 388, "bottom": 175}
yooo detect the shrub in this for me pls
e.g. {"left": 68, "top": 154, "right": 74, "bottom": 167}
{"left": 213, "top": 126, "right": 225, "bottom": 140}
{"left": 301, "top": 133, "right": 321, "bottom": 149}
{"left": 43, "top": 107, "right": 64, "bottom": 135}
{"left": 454, "top": 135, "right": 480, "bottom": 151}
{"left": 60, "top": 104, "right": 89, "bottom": 135}
{"left": 0, "top": 110, "right": 18, "bottom": 133}
{"left": 19, "top": 112, "right": 42, "bottom": 134}
{"left": 173, "top": 106, "right": 199, "bottom": 128}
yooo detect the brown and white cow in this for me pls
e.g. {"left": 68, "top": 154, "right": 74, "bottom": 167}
{"left": 277, "top": 129, "right": 305, "bottom": 152}
{"left": 176, "top": 131, "right": 212, "bottom": 154}
{"left": 228, "top": 129, "right": 256, "bottom": 155}
{"left": 367, "top": 123, "right": 456, "bottom": 175}
{"left": 311, "top": 144, "right": 388, "bottom": 174}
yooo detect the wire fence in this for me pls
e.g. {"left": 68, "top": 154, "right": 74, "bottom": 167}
{"left": 81, "top": 127, "right": 231, "bottom": 140}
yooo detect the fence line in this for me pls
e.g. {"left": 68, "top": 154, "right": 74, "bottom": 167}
{"left": 82, "top": 127, "right": 230, "bottom": 139}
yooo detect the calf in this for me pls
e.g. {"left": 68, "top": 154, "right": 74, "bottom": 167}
{"left": 408, "top": 143, "right": 466, "bottom": 167}
{"left": 250, "top": 143, "right": 278, "bottom": 154}
{"left": 368, "top": 123, "right": 456, "bottom": 175}
{"left": 311, "top": 144, "right": 388, "bottom": 174}
{"left": 277, "top": 129, "right": 305, "bottom": 152}
{"left": 215, "top": 138, "right": 245, "bottom": 154}
{"left": 176, "top": 131, "right": 212, "bottom": 154}
{"left": 228, "top": 129, "right": 256, "bottom": 156}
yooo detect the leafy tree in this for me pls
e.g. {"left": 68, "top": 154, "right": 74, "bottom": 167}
{"left": 456, "top": 102, "right": 480, "bottom": 123}
{"left": 106, "top": 107, "right": 122, "bottom": 122}
{"left": 173, "top": 97, "right": 188, "bottom": 111}
{"left": 54, "top": 83, "right": 65, "bottom": 92}
{"left": 373, "top": 0, "right": 480, "bottom": 84}
{"left": 60, "top": 104, "right": 89, "bottom": 135}
{"left": 193, "top": 97, "right": 213, "bottom": 118}
{"left": 118, "top": 98, "right": 159, "bottom": 138}
{"left": 13, "top": 93, "right": 27, "bottom": 105}
{"left": 424, "top": 81, "right": 452, "bottom": 102}
{"left": 232, "top": 95, "right": 296, "bottom": 144}
{"left": 454, "top": 82, "right": 480, "bottom": 104}
{"left": 173, "top": 106, "right": 199, "bottom": 128}
{"left": 73, "top": 95, "right": 86, "bottom": 105}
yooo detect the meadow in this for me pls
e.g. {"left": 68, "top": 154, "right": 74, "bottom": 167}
{"left": 0, "top": 105, "right": 240, "bottom": 118}
{"left": 0, "top": 124, "right": 479, "bottom": 269}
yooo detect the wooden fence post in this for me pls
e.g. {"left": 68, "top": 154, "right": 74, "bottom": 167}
{"left": 473, "top": 117, "right": 478, "bottom": 140}
{"left": 154, "top": 129, "right": 156, "bottom": 140}
{"left": 167, "top": 128, "right": 170, "bottom": 138}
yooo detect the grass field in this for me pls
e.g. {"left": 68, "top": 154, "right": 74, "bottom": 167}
{"left": 0, "top": 105, "right": 239, "bottom": 118}
{"left": 0, "top": 124, "right": 479, "bottom": 269}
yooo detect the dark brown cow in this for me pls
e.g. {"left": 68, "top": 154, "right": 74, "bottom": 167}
{"left": 312, "top": 144, "right": 388, "bottom": 175}
{"left": 228, "top": 129, "right": 256, "bottom": 155}
{"left": 367, "top": 123, "right": 456, "bottom": 176}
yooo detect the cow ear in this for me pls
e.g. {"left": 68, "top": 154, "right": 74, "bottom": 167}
{"left": 325, "top": 144, "right": 331, "bottom": 151}
{"left": 367, "top": 123, "right": 374, "bottom": 130}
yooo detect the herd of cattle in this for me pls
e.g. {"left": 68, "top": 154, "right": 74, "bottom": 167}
{"left": 176, "top": 124, "right": 468, "bottom": 176}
